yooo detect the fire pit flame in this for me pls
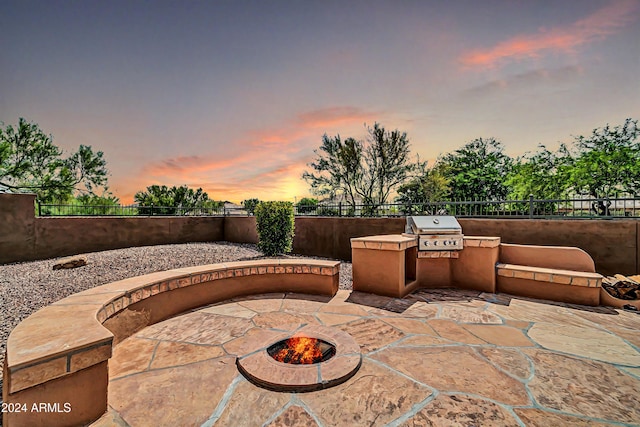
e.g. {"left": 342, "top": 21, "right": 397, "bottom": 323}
{"left": 268, "top": 336, "right": 335, "bottom": 365}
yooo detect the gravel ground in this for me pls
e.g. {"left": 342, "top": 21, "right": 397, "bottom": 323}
{"left": 0, "top": 241, "right": 352, "bottom": 390}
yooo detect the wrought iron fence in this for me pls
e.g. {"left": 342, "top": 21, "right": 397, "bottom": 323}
{"left": 293, "top": 195, "right": 640, "bottom": 219}
{"left": 36, "top": 202, "right": 225, "bottom": 217}
{"left": 36, "top": 195, "right": 640, "bottom": 219}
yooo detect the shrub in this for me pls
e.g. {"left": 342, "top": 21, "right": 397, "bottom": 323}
{"left": 255, "top": 201, "right": 295, "bottom": 256}
{"left": 296, "top": 197, "right": 318, "bottom": 214}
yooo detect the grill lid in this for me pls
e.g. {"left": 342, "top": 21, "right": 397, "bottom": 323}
{"left": 407, "top": 216, "right": 462, "bottom": 234}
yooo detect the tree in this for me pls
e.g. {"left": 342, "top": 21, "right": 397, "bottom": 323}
{"left": 359, "top": 123, "right": 416, "bottom": 208}
{"left": 396, "top": 161, "right": 449, "bottom": 214}
{"left": 566, "top": 119, "right": 639, "bottom": 214}
{"left": 242, "top": 198, "right": 260, "bottom": 215}
{"left": 0, "top": 118, "right": 109, "bottom": 202}
{"left": 303, "top": 123, "right": 418, "bottom": 213}
{"left": 440, "top": 137, "right": 513, "bottom": 201}
{"left": 302, "top": 135, "right": 363, "bottom": 212}
{"left": 134, "top": 185, "right": 223, "bottom": 215}
{"left": 506, "top": 145, "right": 569, "bottom": 200}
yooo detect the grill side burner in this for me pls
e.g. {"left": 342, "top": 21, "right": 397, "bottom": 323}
{"left": 406, "top": 216, "right": 464, "bottom": 251}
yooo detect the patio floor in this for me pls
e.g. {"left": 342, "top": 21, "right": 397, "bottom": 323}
{"left": 92, "top": 289, "right": 640, "bottom": 427}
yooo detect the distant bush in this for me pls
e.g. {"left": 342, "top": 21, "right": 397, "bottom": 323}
{"left": 243, "top": 198, "right": 260, "bottom": 215}
{"left": 317, "top": 205, "right": 340, "bottom": 216}
{"left": 296, "top": 197, "right": 318, "bottom": 214}
{"left": 255, "top": 201, "right": 295, "bottom": 256}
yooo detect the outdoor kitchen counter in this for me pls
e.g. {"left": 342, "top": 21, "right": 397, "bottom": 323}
{"left": 351, "top": 235, "right": 501, "bottom": 298}
{"left": 351, "top": 233, "right": 603, "bottom": 306}
{"left": 351, "top": 234, "right": 418, "bottom": 297}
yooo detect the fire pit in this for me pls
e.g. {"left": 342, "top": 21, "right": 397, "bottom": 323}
{"left": 268, "top": 336, "right": 336, "bottom": 364}
{"left": 236, "top": 325, "right": 361, "bottom": 392}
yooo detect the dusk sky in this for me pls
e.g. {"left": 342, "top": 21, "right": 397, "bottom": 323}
{"left": 2, "top": 0, "right": 639, "bottom": 203}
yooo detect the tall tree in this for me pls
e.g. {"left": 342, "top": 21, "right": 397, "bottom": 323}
{"left": 563, "top": 118, "right": 639, "bottom": 215}
{"left": 396, "top": 161, "right": 449, "bottom": 213}
{"left": 302, "top": 135, "right": 364, "bottom": 212}
{"left": 303, "top": 123, "right": 417, "bottom": 213}
{"left": 0, "top": 118, "right": 109, "bottom": 202}
{"left": 134, "top": 185, "right": 223, "bottom": 215}
{"left": 567, "top": 118, "right": 639, "bottom": 198}
{"left": 359, "top": 123, "right": 415, "bottom": 208}
{"left": 440, "top": 137, "right": 513, "bottom": 201}
{"left": 506, "top": 145, "right": 570, "bottom": 200}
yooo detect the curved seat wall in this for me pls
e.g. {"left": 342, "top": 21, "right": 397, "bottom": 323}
{"left": 3, "top": 259, "right": 340, "bottom": 427}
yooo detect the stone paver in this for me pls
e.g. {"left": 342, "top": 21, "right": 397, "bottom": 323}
{"left": 401, "top": 394, "right": 521, "bottom": 426}
{"left": 372, "top": 346, "right": 530, "bottom": 406}
{"left": 109, "top": 356, "right": 238, "bottom": 427}
{"left": 478, "top": 347, "right": 532, "bottom": 379}
{"left": 138, "top": 312, "right": 253, "bottom": 344}
{"left": 463, "top": 324, "right": 534, "bottom": 347}
{"left": 96, "top": 290, "right": 640, "bottom": 427}
{"left": 514, "top": 408, "right": 617, "bottom": 427}
{"left": 525, "top": 349, "right": 640, "bottom": 423}
{"left": 109, "top": 337, "right": 157, "bottom": 379}
{"left": 150, "top": 341, "right": 225, "bottom": 369}
{"left": 213, "top": 379, "right": 290, "bottom": 426}
{"left": 299, "top": 360, "right": 433, "bottom": 426}
{"left": 315, "top": 312, "right": 362, "bottom": 326}
{"left": 200, "top": 302, "right": 257, "bottom": 318}
{"left": 338, "top": 318, "right": 405, "bottom": 353}
{"left": 427, "top": 319, "right": 486, "bottom": 344}
{"left": 252, "top": 311, "right": 319, "bottom": 329}
{"left": 266, "top": 405, "right": 319, "bottom": 427}
{"left": 528, "top": 323, "right": 640, "bottom": 365}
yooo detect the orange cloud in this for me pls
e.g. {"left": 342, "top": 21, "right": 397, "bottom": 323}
{"left": 127, "top": 106, "right": 379, "bottom": 203}
{"left": 143, "top": 154, "right": 256, "bottom": 178}
{"left": 297, "top": 107, "right": 376, "bottom": 129}
{"left": 459, "top": 0, "right": 639, "bottom": 69}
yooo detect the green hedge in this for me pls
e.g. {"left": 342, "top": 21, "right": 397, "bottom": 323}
{"left": 255, "top": 201, "right": 295, "bottom": 256}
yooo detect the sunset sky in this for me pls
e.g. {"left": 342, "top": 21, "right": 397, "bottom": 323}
{"left": 2, "top": 0, "right": 639, "bottom": 203}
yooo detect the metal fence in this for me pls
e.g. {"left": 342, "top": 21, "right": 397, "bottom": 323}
{"left": 293, "top": 195, "right": 640, "bottom": 219}
{"left": 36, "top": 195, "right": 640, "bottom": 219}
{"left": 36, "top": 202, "right": 226, "bottom": 217}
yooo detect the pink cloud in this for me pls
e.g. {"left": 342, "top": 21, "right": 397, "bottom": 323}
{"left": 459, "top": 0, "right": 639, "bottom": 69}
{"left": 126, "top": 106, "right": 380, "bottom": 203}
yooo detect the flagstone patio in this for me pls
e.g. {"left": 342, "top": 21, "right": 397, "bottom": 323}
{"left": 92, "top": 289, "right": 640, "bottom": 427}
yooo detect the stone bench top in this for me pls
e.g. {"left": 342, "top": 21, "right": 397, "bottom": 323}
{"left": 496, "top": 263, "right": 602, "bottom": 288}
{"left": 5, "top": 259, "right": 340, "bottom": 394}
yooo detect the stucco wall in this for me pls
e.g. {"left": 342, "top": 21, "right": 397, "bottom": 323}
{"left": 34, "top": 216, "right": 224, "bottom": 261}
{"left": 459, "top": 219, "right": 638, "bottom": 276}
{"left": 224, "top": 216, "right": 638, "bottom": 275}
{"left": 224, "top": 216, "right": 258, "bottom": 244}
{"left": 1, "top": 194, "right": 638, "bottom": 275}
{"left": 0, "top": 194, "right": 224, "bottom": 264}
{"left": 0, "top": 193, "right": 36, "bottom": 263}
{"left": 292, "top": 217, "right": 405, "bottom": 260}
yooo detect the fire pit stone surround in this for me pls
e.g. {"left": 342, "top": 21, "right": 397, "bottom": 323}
{"left": 236, "top": 324, "right": 361, "bottom": 392}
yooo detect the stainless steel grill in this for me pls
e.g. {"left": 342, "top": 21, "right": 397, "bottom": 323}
{"left": 406, "top": 216, "right": 464, "bottom": 251}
